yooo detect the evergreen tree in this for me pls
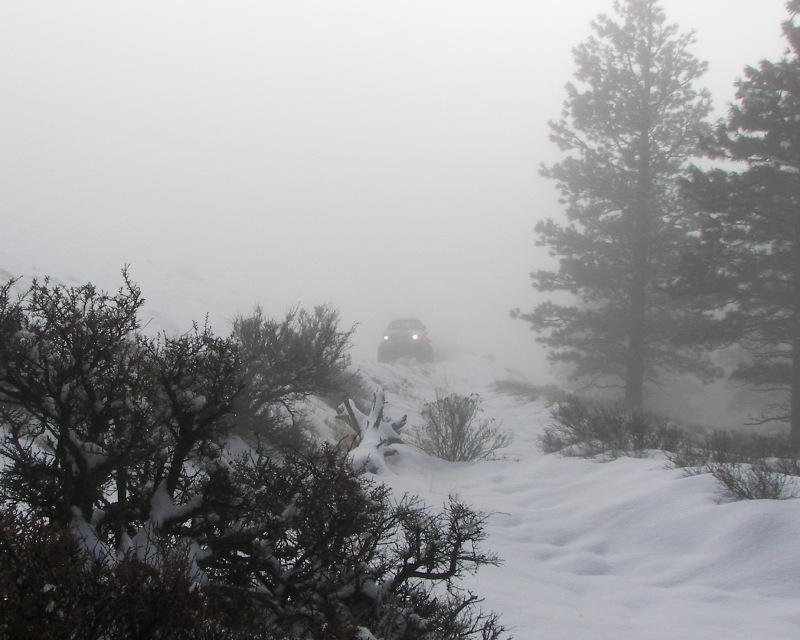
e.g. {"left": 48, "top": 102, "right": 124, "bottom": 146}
{"left": 514, "top": 0, "right": 715, "bottom": 407}
{"left": 683, "top": 1, "right": 800, "bottom": 443}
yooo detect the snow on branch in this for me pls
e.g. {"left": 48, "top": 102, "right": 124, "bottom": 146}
{"left": 339, "top": 389, "right": 406, "bottom": 475}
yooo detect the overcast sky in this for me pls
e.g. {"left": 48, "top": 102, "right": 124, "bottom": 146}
{"left": 0, "top": 0, "right": 791, "bottom": 379}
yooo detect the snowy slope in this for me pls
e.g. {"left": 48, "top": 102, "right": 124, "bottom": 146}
{"left": 2, "top": 255, "right": 799, "bottom": 639}
{"left": 351, "top": 356, "right": 800, "bottom": 640}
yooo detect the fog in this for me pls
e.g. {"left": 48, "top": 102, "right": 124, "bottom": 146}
{"left": 0, "top": 0, "right": 789, "bottom": 383}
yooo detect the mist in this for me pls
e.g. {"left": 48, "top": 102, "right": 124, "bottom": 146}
{"left": 0, "top": 0, "right": 789, "bottom": 388}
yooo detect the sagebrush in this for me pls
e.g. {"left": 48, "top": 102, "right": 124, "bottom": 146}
{"left": 539, "top": 398, "right": 682, "bottom": 460}
{"left": 667, "top": 429, "right": 800, "bottom": 500}
{"left": 412, "top": 393, "right": 511, "bottom": 462}
{"left": 542, "top": 397, "right": 800, "bottom": 501}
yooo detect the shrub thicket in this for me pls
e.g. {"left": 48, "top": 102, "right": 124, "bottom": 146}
{"left": 0, "top": 506, "right": 256, "bottom": 639}
{"left": 541, "top": 397, "right": 800, "bottom": 500}
{"left": 0, "top": 273, "right": 507, "bottom": 639}
{"left": 667, "top": 429, "right": 800, "bottom": 500}
{"left": 539, "top": 398, "right": 682, "bottom": 460}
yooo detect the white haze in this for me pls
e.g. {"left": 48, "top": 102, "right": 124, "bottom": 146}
{"left": 0, "top": 0, "right": 789, "bottom": 388}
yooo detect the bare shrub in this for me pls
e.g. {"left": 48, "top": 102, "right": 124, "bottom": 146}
{"left": 540, "top": 394, "right": 800, "bottom": 501}
{"left": 666, "top": 428, "right": 799, "bottom": 468}
{"left": 492, "top": 379, "right": 567, "bottom": 404}
{"left": 667, "top": 429, "right": 760, "bottom": 470}
{"left": 666, "top": 428, "right": 800, "bottom": 500}
{"left": 709, "top": 462, "right": 799, "bottom": 501}
{"left": 663, "top": 437, "right": 709, "bottom": 471}
{"left": 321, "top": 365, "right": 373, "bottom": 413}
{"left": 774, "top": 456, "right": 800, "bottom": 477}
{"left": 412, "top": 393, "right": 511, "bottom": 462}
{"left": 698, "top": 430, "right": 794, "bottom": 464}
{"left": 540, "top": 397, "right": 682, "bottom": 460}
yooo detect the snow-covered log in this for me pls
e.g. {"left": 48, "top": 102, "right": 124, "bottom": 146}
{"left": 339, "top": 389, "right": 406, "bottom": 474}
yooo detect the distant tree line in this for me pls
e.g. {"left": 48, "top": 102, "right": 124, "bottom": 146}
{"left": 0, "top": 272, "right": 505, "bottom": 639}
{"left": 515, "top": 0, "right": 800, "bottom": 446}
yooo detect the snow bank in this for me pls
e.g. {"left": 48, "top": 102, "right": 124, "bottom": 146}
{"left": 355, "top": 355, "right": 800, "bottom": 639}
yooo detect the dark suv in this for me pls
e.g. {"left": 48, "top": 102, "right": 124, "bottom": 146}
{"left": 377, "top": 318, "right": 434, "bottom": 363}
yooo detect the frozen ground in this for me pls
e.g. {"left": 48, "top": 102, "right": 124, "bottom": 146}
{"left": 2, "top": 258, "right": 799, "bottom": 639}
{"left": 348, "top": 355, "right": 800, "bottom": 639}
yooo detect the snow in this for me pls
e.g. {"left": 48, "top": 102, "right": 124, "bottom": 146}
{"left": 69, "top": 506, "right": 113, "bottom": 564}
{"left": 3, "top": 258, "right": 800, "bottom": 637}
{"left": 148, "top": 480, "right": 204, "bottom": 529}
{"left": 349, "top": 355, "right": 800, "bottom": 639}
{"left": 346, "top": 389, "right": 405, "bottom": 475}
{"left": 68, "top": 433, "right": 109, "bottom": 470}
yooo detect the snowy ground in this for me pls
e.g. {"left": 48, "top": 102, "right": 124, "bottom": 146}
{"left": 2, "top": 258, "right": 799, "bottom": 638}
{"left": 345, "top": 355, "right": 800, "bottom": 640}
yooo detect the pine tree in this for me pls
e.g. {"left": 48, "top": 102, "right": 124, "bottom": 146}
{"left": 683, "top": 1, "right": 800, "bottom": 443}
{"left": 514, "top": 0, "right": 715, "bottom": 407}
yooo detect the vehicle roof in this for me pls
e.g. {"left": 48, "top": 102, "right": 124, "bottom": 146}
{"left": 386, "top": 318, "right": 426, "bottom": 330}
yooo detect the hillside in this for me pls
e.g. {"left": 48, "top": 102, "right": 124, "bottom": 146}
{"left": 1, "top": 261, "right": 799, "bottom": 638}
{"left": 343, "top": 355, "right": 800, "bottom": 639}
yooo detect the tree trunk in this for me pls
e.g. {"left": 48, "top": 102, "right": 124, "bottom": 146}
{"left": 791, "top": 334, "right": 800, "bottom": 448}
{"left": 626, "top": 57, "right": 653, "bottom": 411}
{"left": 791, "top": 216, "right": 800, "bottom": 448}
{"left": 625, "top": 182, "right": 649, "bottom": 409}
{"left": 625, "top": 258, "right": 647, "bottom": 410}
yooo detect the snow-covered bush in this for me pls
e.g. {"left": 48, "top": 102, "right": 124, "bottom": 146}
{"left": 412, "top": 393, "right": 511, "bottom": 462}
{"left": 0, "top": 505, "right": 255, "bottom": 639}
{"left": 540, "top": 398, "right": 682, "bottom": 460}
{"left": 0, "top": 273, "right": 507, "bottom": 638}
{"left": 544, "top": 397, "right": 800, "bottom": 500}
{"left": 0, "top": 274, "right": 242, "bottom": 547}
{"left": 220, "top": 444, "right": 506, "bottom": 638}
{"left": 0, "top": 273, "right": 159, "bottom": 529}
{"left": 667, "top": 429, "right": 800, "bottom": 500}
{"left": 667, "top": 429, "right": 797, "bottom": 473}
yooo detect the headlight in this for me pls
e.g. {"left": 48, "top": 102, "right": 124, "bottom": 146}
{"left": 412, "top": 334, "right": 419, "bottom": 340}
{"left": 383, "top": 335, "right": 389, "bottom": 341}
